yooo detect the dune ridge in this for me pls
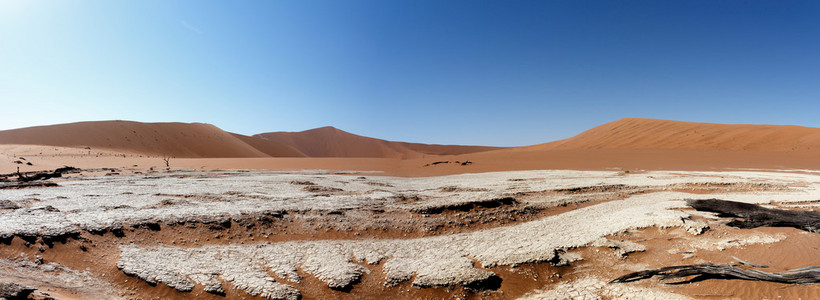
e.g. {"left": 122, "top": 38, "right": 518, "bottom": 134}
{"left": 0, "top": 121, "right": 305, "bottom": 158}
{"left": 4, "top": 118, "right": 820, "bottom": 170}
{"left": 529, "top": 117, "right": 820, "bottom": 152}
{"left": 0, "top": 122, "right": 499, "bottom": 160}
{"left": 254, "top": 126, "right": 503, "bottom": 159}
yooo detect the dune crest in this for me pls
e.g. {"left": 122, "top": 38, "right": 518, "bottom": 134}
{"left": 0, "top": 121, "right": 305, "bottom": 158}
{"left": 4, "top": 118, "right": 820, "bottom": 170}
{"left": 528, "top": 117, "right": 820, "bottom": 152}
{"left": 254, "top": 126, "right": 503, "bottom": 159}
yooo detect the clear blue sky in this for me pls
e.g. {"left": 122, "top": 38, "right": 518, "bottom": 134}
{"left": 1, "top": 1, "right": 819, "bottom": 146}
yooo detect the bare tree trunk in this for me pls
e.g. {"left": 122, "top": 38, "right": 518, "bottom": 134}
{"left": 611, "top": 199, "right": 820, "bottom": 285}
{"left": 687, "top": 199, "right": 820, "bottom": 233}
{"left": 611, "top": 263, "right": 820, "bottom": 285}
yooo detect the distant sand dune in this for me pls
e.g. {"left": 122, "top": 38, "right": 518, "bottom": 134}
{"left": 0, "top": 121, "right": 304, "bottom": 158}
{"left": 3, "top": 118, "right": 820, "bottom": 174}
{"left": 254, "top": 126, "right": 503, "bottom": 159}
{"left": 228, "top": 133, "right": 306, "bottom": 157}
{"left": 528, "top": 117, "right": 820, "bottom": 152}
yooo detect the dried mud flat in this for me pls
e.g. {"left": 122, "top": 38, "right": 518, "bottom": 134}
{"left": 1, "top": 169, "right": 820, "bottom": 299}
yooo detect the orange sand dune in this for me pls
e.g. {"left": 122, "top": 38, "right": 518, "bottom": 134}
{"left": 4, "top": 118, "right": 820, "bottom": 176}
{"left": 254, "top": 126, "right": 503, "bottom": 159}
{"left": 0, "top": 121, "right": 304, "bottom": 158}
{"left": 529, "top": 117, "right": 820, "bottom": 152}
{"left": 422, "top": 118, "right": 820, "bottom": 176}
{"left": 228, "top": 133, "right": 306, "bottom": 157}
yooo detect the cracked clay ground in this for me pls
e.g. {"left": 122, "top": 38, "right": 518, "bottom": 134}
{"left": 2, "top": 169, "right": 820, "bottom": 299}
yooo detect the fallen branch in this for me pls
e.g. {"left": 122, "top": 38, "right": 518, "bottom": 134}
{"left": 12, "top": 166, "right": 80, "bottom": 182}
{"left": 610, "top": 263, "right": 820, "bottom": 285}
{"left": 732, "top": 256, "right": 769, "bottom": 268}
{"left": 687, "top": 199, "right": 820, "bottom": 233}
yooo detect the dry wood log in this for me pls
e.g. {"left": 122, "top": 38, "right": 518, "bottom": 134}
{"left": 11, "top": 166, "right": 80, "bottom": 182}
{"left": 687, "top": 199, "right": 820, "bottom": 233}
{"left": 611, "top": 199, "right": 820, "bottom": 285}
{"left": 610, "top": 263, "right": 820, "bottom": 285}
{"left": 0, "top": 166, "right": 79, "bottom": 180}
{"left": 732, "top": 256, "right": 769, "bottom": 268}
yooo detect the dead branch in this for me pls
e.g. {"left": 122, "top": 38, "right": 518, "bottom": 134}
{"left": 610, "top": 263, "right": 820, "bottom": 285}
{"left": 8, "top": 166, "right": 81, "bottom": 182}
{"left": 687, "top": 199, "right": 820, "bottom": 233}
{"left": 610, "top": 199, "right": 820, "bottom": 286}
{"left": 732, "top": 256, "right": 769, "bottom": 268}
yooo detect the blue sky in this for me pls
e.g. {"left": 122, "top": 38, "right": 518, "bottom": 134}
{"left": 1, "top": 1, "right": 819, "bottom": 146}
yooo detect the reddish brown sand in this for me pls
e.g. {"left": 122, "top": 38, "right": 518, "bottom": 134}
{"left": 568, "top": 226, "right": 820, "bottom": 300}
{"left": 5, "top": 146, "right": 820, "bottom": 178}
{"left": 528, "top": 117, "right": 820, "bottom": 152}
{"left": 0, "top": 121, "right": 305, "bottom": 158}
{"left": 254, "top": 126, "right": 503, "bottom": 158}
{"left": 4, "top": 118, "right": 820, "bottom": 176}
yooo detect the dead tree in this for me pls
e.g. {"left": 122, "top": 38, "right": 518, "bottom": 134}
{"left": 15, "top": 166, "right": 80, "bottom": 182}
{"left": 162, "top": 155, "right": 171, "bottom": 168}
{"left": 687, "top": 199, "right": 820, "bottom": 233}
{"left": 611, "top": 263, "right": 820, "bottom": 285}
{"left": 610, "top": 199, "right": 820, "bottom": 285}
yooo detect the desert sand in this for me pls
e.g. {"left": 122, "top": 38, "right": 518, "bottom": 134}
{"left": 1, "top": 118, "right": 820, "bottom": 299}
{"left": 0, "top": 121, "right": 306, "bottom": 158}
{"left": 4, "top": 118, "right": 820, "bottom": 176}
{"left": 254, "top": 126, "right": 503, "bottom": 159}
{"left": 531, "top": 117, "right": 820, "bottom": 152}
